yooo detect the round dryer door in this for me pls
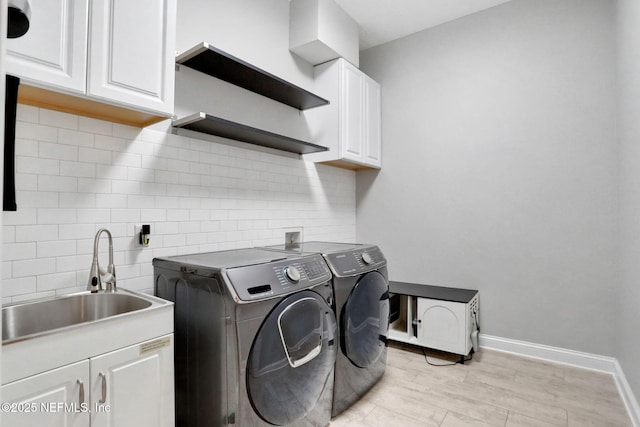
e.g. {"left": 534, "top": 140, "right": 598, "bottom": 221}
{"left": 342, "top": 271, "right": 389, "bottom": 368}
{"left": 247, "top": 290, "right": 337, "bottom": 426}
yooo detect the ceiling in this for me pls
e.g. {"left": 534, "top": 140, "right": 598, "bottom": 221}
{"left": 333, "top": 0, "right": 515, "bottom": 50}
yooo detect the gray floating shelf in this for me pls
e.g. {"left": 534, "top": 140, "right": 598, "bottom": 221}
{"left": 173, "top": 113, "right": 328, "bottom": 155}
{"left": 176, "top": 42, "right": 329, "bottom": 110}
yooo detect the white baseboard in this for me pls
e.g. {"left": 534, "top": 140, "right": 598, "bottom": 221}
{"left": 479, "top": 334, "right": 640, "bottom": 427}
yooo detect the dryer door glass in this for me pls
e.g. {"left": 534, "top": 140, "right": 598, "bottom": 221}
{"left": 342, "top": 271, "right": 389, "bottom": 368}
{"left": 247, "top": 290, "right": 337, "bottom": 425}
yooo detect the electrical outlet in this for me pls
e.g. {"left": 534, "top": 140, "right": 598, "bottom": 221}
{"left": 283, "top": 227, "right": 303, "bottom": 249}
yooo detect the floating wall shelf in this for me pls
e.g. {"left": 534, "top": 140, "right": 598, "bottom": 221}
{"left": 173, "top": 113, "right": 328, "bottom": 155}
{"left": 176, "top": 42, "right": 329, "bottom": 110}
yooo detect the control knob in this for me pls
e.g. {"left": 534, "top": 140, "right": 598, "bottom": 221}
{"left": 362, "top": 252, "right": 373, "bottom": 265}
{"left": 283, "top": 266, "right": 301, "bottom": 283}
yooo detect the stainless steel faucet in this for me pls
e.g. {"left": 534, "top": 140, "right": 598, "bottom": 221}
{"left": 87, "top": 228, "right": 117, "bottom": 293}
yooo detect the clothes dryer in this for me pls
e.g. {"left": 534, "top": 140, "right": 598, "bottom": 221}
{"left": 261, "top": 242, "right": 389, "bottom": 417}
{"left": 154, "top": 248, "right": 337, "bottom": 427}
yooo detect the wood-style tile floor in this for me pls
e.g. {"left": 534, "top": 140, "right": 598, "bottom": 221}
{"left": 331, "top": 342, "right": 632, "bottom": 427}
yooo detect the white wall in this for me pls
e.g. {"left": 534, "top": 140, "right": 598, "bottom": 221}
{"left": 616, "top": 0, "right": 640, "bottom": 400}
{"left": 0, "top": 108, "right": 355, "bottom": 304}
{"left": 357, "top": 0, "right": 618, "bottom": 355}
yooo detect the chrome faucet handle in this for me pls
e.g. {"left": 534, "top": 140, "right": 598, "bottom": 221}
{"left": 103, "top": 263, "right": 117, "bottom": 293}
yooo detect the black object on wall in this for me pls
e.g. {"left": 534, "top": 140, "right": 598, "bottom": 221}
{"left": 4, "top": 75, "right": 20, "bottom": 211}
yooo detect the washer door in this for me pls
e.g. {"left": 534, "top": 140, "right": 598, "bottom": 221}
{"left": 247, "top": 290, "right": 337, "bottom": 426}
{"left": 342, "top": 271, "right": 389, "bottom": 368}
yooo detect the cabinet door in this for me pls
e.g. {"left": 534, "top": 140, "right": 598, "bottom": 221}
{"left": 417, "top": 298, "right": 466, "bottom": 355}
{"left": 1, "top": 360, "right": 90, "bottom": 427}
{"left": 5, "top": 0, "right": 88, "bottom": 93}
{"left": 340, "top": 60, "right": 364, "bottom": 162}
{"left": 364, "top": 76, "right": 382, "bottom": 168}
{"left": 90, "top": 334, "right": 174, "bottom": 427}
{"left": 88, "top": 0, "right": 176, "bottom": 115}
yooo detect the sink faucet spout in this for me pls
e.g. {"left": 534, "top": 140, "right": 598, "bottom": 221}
{"left": 87, "top": 228, "right": 117, "bottom": 293}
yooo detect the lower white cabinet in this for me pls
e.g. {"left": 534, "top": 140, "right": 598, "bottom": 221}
{"left": 2, "top": 360, "right": 90, "bottom": 427}
{"left": 1, "top": 335, "right": 174, "bottom": 427}
{"left": 90, "top": 335, "right": 174, "bottom": 427}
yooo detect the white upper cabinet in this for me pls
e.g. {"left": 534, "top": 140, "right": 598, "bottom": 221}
{"left": 5, "top": 0, "right": 176, "bottom": 119}
{"left": 364, "top": 76, "right": 382, "bottom": 166}
{"left": 5, "top": 0, "right": 89, "bottom": 94}
{"left": 305, "top": 58, "right": 382, "bottom": 169}
{"left": 88, "top": 0, "right": 176, "bottom": 115}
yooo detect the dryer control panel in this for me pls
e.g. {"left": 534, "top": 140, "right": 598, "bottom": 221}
{"left": 226, "top": 254, "right": 331, "bottom": 301}
{"left": 323, "top": 246, "right": 386, "bottom": 277}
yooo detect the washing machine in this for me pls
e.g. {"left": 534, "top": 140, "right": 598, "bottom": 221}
{"left": 153, "top": 248, "right": 337, "bottom": 427}
{"left": 261, "top": 242, "right": 389, "bottom": 417}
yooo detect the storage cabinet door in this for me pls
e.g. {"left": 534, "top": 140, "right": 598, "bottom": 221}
{"left": 341, "top": 61, "right": 364, "bottom": 162}
{"left": 5, "top": 0, "right": 88, "bottom": 93}
{"left": 364, "top": 76, "right": 381, "bottom": 168}
{"left": 88, "top": 0, "right": 176, "bottom": 115}
{"left": 1, "top": 360, "right": 90, "bottom": 427}
{"left": 417, "top": 298, "right": 466, "bottom": 355}
{"left": 90, "top": 334, "right": 174, "bottom": 427}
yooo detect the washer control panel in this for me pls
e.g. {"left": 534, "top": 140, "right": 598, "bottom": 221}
{"left": 324, "top": 246, "right": 386, "bottom": 277}
{"left": 226, "top": 254, "right": 331, "bottom": 301}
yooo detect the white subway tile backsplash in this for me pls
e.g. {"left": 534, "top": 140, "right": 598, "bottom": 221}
{"left": 112, "top": 123, "right": 141, "bottom": 139}
{"left": 17, "top": 157, "right": 59, "bottom": 175}
{"left": 95, "top": 134, "right": 126, "bottom": 151}
{"left": 37, "top": 271, "right": 78, "bottom": 292}
{"left": 17, "top": 104, "right": 39, "bottom": 123}
{"left": 79, "top": 147, "right": 112, "bottom": 165}
{"left": 78, "top": 178, "right": 112, "bottom": 194}
{"left": 58, "top": 224, "right": 97, "bottom": 240}
{"left": 37, "top": 209, "right": 78, "bottom": 225}
{"left": 3, "top": 242, "right": 37, "bottom": 261}
{"left": 111, "top": 209, "right": 141, "bottom": 223}
{"left": 15, "top": 138, "right": 38, "bottom": 157}
{"left": 3, "top": 277, "right": 37, "bottom": 297}
{"left": 113, "top": 152, "right": 141, "bottom": 168}
{"left": 16, "top": 121, "right": 58, "bottom": 142}
{"left": 60, "top": 161, "right": 96, "bottom": 178}
{"left": 13, "top": 257, "right": 56, "bottom": 278}
{"left": 112, "top": 180, "right": 140, "bottom": 195}
{"left": 60, "top": 192, "right": 96, "bottom": 208}
{"left": 59, "top": 129, "right": 94, "bottom": 147}
{"left": 2, "top": 107, "right": 356, "bottom": 303}
{"left": 38, "top": 176, "right": 78, "bottom": 193}
{"left": 37, "top": 240, "right": 77, "bottom": 258}
{"left": 78, "top": 117, "right": 113, "bottom": 135}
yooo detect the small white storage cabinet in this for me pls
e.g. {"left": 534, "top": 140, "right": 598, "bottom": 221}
{"left": 305, "top": 58, "right": 381, "bottom": 169}
{"left": 1, "top": 335, "right": 174, "bottom": 427}
{"left": 5, "top": 0, "right": 176, "bottom": 118}
{"left": 389, "top": 281, "right": 479, "bottom": 358}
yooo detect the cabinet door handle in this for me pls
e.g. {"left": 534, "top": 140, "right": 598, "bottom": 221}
{"left": 98, "top": 372, "right": 107, "bottom": 404}
{"left": 77, "top": 379, "right": 85, "bottom": 406}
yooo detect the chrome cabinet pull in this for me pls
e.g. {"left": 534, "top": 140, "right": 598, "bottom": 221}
{"left": 77, "top": 379, "right": 85, "bottom": 406}
{"left": 98, "top": 372, "right": 107, "bottom": 404}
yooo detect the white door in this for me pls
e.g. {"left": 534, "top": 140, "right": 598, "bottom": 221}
{"left": 417, "top": 298, "right": 466, "bottom": 355}
{"left": 341, "top": 61, "right": 364, "bottom": 162}
{"left": 88, "top": 0, "right": 176, "bottom": 115}
{"left": 90, "top": 334, "right": 174, "bottom": 427}
{"left": 1, "top": 360, "right": 90, "bottom": 427}
{"left": 5, "top": 0, "right": 88, "bottom": 93}
{"left": 364, "top": 76, "right": 382, "bottom": 168}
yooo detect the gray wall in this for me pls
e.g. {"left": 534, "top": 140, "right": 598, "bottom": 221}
{"left": 357, "top": 0, "right": 618, "bottom": 355}
{"left": 617, "top": 0, "right": 640, "bottom": 398}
